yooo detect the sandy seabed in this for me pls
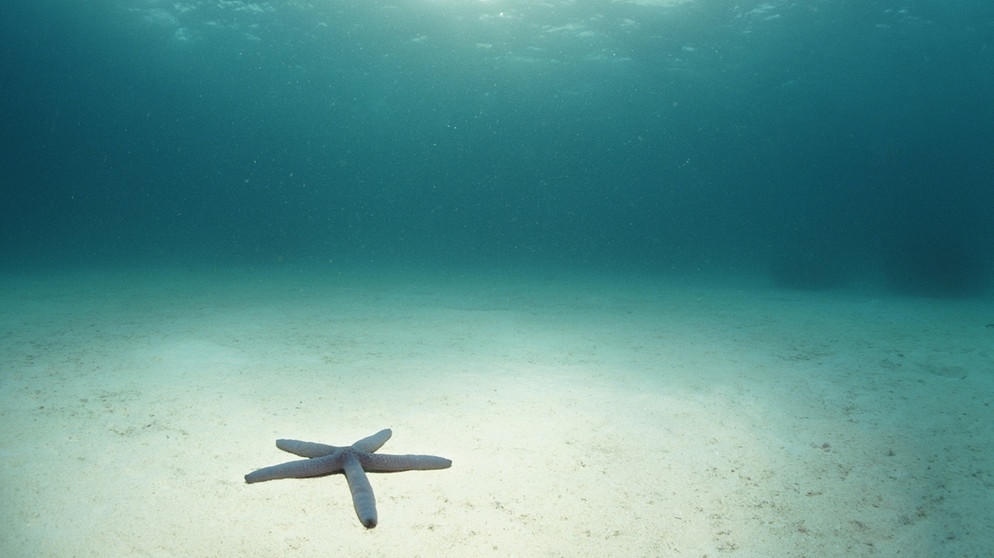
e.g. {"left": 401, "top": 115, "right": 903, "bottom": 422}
{"left": 1, "top": 266, "right": 992, "bottom": 557}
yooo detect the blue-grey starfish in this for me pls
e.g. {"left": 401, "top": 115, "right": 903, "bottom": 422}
{"left": 244, "top": 428, "right": 451, "bottom": 528}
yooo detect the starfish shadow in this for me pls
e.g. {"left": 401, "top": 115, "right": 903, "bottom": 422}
{"left": 245, "top": 428, "right": 451, "bottom": 528}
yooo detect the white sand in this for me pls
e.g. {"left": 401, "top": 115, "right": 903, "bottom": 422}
{"left": 1, "top": 266, "right": 991, "bottom": 557}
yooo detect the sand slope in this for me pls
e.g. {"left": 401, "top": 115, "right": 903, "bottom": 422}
{"left": 1, "top": 267, "right": 991, "bottom": 556}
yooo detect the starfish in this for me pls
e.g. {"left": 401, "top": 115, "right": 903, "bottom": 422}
{"left": 244, "top": 428, "right": 451, "bottom": 528}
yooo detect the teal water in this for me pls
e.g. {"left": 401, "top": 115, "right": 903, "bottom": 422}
{"left": 2, "top": 0, "right": 992, "bottom": 294}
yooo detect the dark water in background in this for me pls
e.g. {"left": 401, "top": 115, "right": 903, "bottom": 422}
{"left": 2, "top": 0, "right": 993, "bottom": 295}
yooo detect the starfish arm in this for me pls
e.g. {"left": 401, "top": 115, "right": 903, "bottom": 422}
{"left": 244, "top": 452, "right": 345, "bottom": 484}
{"left": 343, "top": 451, "right": 378, "bottom": 528}
{"left": 359, "top": 452, "right": 452, "bottom": 472}
{"left": 351, "top": 428, "right": 392, "bottom": 453}
{"left": 276, "top": 439, "right": 340, "bottom": 458}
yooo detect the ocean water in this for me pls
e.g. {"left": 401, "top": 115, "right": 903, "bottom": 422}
{"left": 2, "top": 1, "right": 993, "bottom": 556}
{"left": 3, "top": 0, "right": 992, "bottom": 288}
